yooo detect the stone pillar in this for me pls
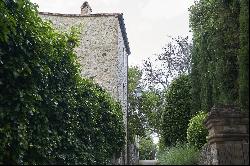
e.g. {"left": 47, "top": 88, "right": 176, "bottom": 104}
{"left": 204, "top": 105, "right": 249, "bottom": 165}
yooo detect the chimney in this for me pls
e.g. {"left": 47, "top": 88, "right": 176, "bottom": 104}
{"left": 81, "top": 1, "right": 92, "bottom": 15}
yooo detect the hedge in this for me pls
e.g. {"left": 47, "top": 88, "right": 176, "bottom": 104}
{"left": 0, "top": 0, "right": 125, "bottom": 164}
{"left": 161, "top": 74, "right": 192, "bottom": 146}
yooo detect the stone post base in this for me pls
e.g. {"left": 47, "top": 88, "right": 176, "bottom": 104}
{"left": 202, "top": 105, "right": 249, "bottom": 165}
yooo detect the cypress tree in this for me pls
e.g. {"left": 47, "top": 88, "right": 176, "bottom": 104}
{"left": 239, "top": 0, "right": 249, "bottom": 111}
{"left": 189, "top": 0, "right": 241, "bottom": 113}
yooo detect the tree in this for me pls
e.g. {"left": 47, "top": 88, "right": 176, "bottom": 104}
{"left": 139, "top": 135, "right": 157, "bottom": 160}
{"left": 239, "top": 0, "right": 249, "bottom": 112}
{"left": 128, "top": 67, "right": 146, "bottom": 143}
{"left": 143, "top": 36, "right": 192, "bottom": 89}
{"left": 128, "top": 36, "right": 192, "bottom": 148}
{"left": 128, "top": 67, "right": 164, "bottom": 142}
{"left": 140, "top": 90, "right": 163, "bottom": 135}
{"left": 189, "top": 0, "right": 240, "bottom": 113}
{"left": 161, "top": 74, "right": 192, "bottom": 146}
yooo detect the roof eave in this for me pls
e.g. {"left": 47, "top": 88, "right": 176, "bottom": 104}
{"left": 117, "top": 14, "right": 131, "bottom": 56}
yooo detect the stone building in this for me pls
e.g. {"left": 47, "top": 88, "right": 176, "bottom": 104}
{"left": 39, "top": 1, "right": 130, "bottom": 164}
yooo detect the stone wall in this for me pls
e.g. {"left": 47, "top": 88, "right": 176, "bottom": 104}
{"left": 117, "top": 17, "right": 129, "bottom": 164}
{"left": 128, "top": 143, "right": 139, "bottom": 165}
{"left": 199, "top": 143, "right": 212, "bottom": 165}
{"left": 40, "top": 13, "right": 123, "bottom": 100}
{"left": 199, "top": 142, "right": 249, "bottom": 165}
{"left": 199, "top": 105, "right": 249, "bottom": 165}
{"left": 117, "top": 15, "right": 128, "bottom": 130}
{"left": 40, "top": 12, "right": 129, "bottom": 126}
{"left": 39, "top": 12, "right": 129, "bottom": 164}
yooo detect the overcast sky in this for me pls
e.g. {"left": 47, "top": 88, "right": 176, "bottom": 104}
{"left": 31, "top": 0, "right": 194, "bottom": 68}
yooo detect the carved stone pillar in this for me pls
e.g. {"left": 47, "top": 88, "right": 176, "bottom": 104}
{"left": 204, "top": 105, "right": 249, "bottom": 165}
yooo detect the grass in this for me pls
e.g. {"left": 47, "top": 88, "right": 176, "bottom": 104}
{"left": 157, "top": 143, "right": 199, "bottom": 165}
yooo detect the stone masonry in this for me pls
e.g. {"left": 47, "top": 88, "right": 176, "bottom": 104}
{"left": 39, "top": 1, "right": 130, "bottom": 164}
{"left": 199, "top": 105, "right": 249, "bottom": 165}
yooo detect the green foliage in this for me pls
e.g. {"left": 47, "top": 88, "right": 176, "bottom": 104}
{"left": 239, "top": 0, "right": 249, "bottom": 112}
{"left": 0, "top": 0, "right": 125, "bottom": 164}
{"left": 187, "top": 112, "right": 208, "bottom": 149}
{"left": 139, "top": 136, "right": 157, "bottom": 160}
{"left": 140, "top": 91, "right": 163, "bottom": 134}
{"left": 157, "top": 143, "right": 199, "bottom": 165}
{"left": 189, "top": 0, "right": 240, "bottom": 113}
{"left": 128, "top": 67, "right": 163, "bottom": 142}
{"left": 157, "top": 136, "right": 166, "bottom": 153}
{"left": 128, "top": 67, "right": 146, "bottom": 142}
{"left": 161, "top": 74, "right": 192, "bottom": 146}
{"left": 128, "top": 66, "right": 143, "bottom": 94}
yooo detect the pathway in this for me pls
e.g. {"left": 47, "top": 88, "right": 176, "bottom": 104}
{"left": 139, "top": 160, "right": 159, "bottom": 165}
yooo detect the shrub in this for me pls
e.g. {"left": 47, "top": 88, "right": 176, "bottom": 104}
{"left": 139, "top": 136, "right": 157, "bottom": 160}
{"left": 157, "top": 143, "right": 199, "bottom": 165}
{"left": 0, "top": 0, "right": 125, "bottom": 164}
{"left": 187, "top": 111, "right": 208, "bottom": 149}
{"left": 161, "top": 74, "right": 192, "bottom": 146}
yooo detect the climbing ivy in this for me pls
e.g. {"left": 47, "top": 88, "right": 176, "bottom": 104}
{"left": 0, "top": 0, "right": 125, "bottom": 164}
